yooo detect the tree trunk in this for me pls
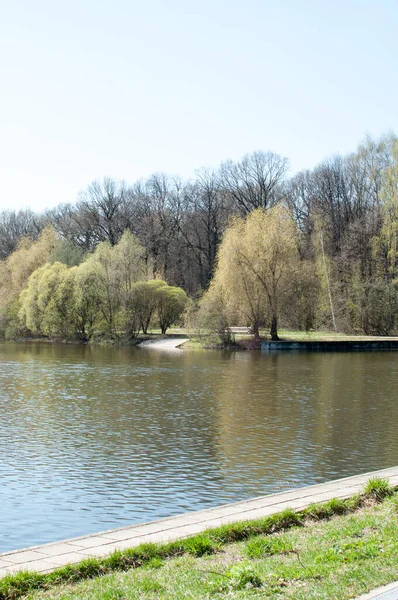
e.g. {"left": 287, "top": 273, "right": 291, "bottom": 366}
{"left": 270, "top": 315, "right": 279, "bottom": 341}
{"left": 252, "top": 321, "right": 260, "bottom": 340}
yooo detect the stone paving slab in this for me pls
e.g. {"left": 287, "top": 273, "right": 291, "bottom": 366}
{"left": 1, "top": 465, "right": 398, "bottom": 577}
{"left": 355, "top": 581, "right": 398, "bottom": 599}
{"left": 67, "top": 535, "right": 116, "bottom": 549}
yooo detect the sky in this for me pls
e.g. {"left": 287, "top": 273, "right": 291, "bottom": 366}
{"left": 0, "top": 0, "right": 397, "bottom": 212}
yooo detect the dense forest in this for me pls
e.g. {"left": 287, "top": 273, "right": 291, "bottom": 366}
{"left": 0, "top": 132, "right": 397, "bottom": 341}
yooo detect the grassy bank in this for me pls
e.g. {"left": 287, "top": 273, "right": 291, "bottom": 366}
{"left": 1, "top": 479, "right": 397, "bottom": 600}
{"left": 2, "top": 328, "right": 396, "bottom": 350}
{"left": 182, "top": 329, "right": 398, "bottom": 350}
{"left": 277, "top": 330, "right": 398, "bottom": 342}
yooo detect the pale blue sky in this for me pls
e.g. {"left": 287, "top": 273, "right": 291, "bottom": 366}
{"left": 0, "top": 0, "right": 397, "bottom": 211}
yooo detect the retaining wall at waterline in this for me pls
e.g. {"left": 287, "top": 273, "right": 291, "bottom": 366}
{"left": 261, "top": 340, "right": 398, "bottom": 352}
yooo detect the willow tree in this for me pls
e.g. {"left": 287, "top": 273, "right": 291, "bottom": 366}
{"left": 19, "top": 261, "right": 75, "bottom": 337}
{"left": 0, "top": 226, "right": 55, "bottom": 308}
{"left": 86, "top": 231, "right": 147, "bottom": 333}
{"left": 210, "top": 206, "right": 299, "bottom": 340}
{"left": 73, "top": 262, "right": 102, "bottom": 338}
{"left": 113, "top": 230, "right": 147, "bottom": 294}
{"left": 129, "top": 280, "right": 167, "bottom": 334}
{"left": 373, "top": 141, "right": 398, "bottom": 280}
{"left": 157, "top": 285, "right": 189, "bottom": 334}
{"left": 0, "top": 226, "right": 56, "bottom": 337}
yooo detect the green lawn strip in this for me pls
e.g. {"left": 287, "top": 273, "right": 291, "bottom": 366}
{"left": 0, "top": 479, "right": 395, "bottom": 600}
{"left": 183, "top": 329, "right": 395, "bottom": 349}
{"left": 276, "top": 330, "right": 393, "bottom": 342}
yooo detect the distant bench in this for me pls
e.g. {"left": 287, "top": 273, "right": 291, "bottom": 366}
{"left": 228, "top": 327, "right": 251, "bottom": 335}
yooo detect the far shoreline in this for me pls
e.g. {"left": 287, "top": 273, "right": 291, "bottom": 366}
{"left": 2, "top": 330, "right": 398, "bottom": 352}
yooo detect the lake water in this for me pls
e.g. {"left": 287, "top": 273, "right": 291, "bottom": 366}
{"left": 1, "top": 341, "right": 398, "bottom": 553}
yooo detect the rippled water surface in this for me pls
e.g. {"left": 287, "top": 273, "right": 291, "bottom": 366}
{"left": 1, "top": 342, "right": 398, "bottom": 552}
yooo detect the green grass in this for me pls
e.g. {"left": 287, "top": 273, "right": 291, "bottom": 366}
{"left": 277, "top": 329, "right": 398, "bottom": 342}
{"left": 181, "top": 328, "right": 398, "bottom": 350}
{"left": 363, "top": 477, "right": 394, "bottom": 501}
{"left": 177, "top": 337, "right": 204, "bottom": 350}
{"left": 0, "top": 479, "right": 396, "bottom": 600}
{"left": 244, "top": 532, "right": 294, "bottom": 558}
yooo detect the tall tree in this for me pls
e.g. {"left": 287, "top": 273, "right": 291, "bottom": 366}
{"left": 204, "top": 206, "right": 300, "bottom": 340}
{"left": 373, "top": 141, "right": 398, "bottom": 280}
{"left": 86, "top": 231, "right": 147, "bottom": 333}
{"left": 156, "top": 285, "right": 188, "bottom": 334}
{"left": 19, "top": 262, "right": 74, "bottom": 337}
{"left": 218, "top": 151, "right": 289, "bottom": 215}
{"left": 0, "top": 209, "right": 44, "bottom": 259}
{"left": 77, "top": 177, "right": 127, "bottom": 246}
{"left": 129, "top": 280, "right": 167, "bottom": 334}
{"left": 177, "top": 171, "right": 231, "bottom": 290}
{"left": 0, "top": 226, "right": 55, "bottom": 309}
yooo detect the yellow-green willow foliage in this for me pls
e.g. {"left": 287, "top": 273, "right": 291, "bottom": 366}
{"left": 17, "top": 231, "right": 148, "bottom": 340}
{"left": 85, "top": 230, "right": 147, "bottom": 332}
{"left": 157, "top": 285, "right": 189, "bottom": 334}
{"left": 374, "top": 141, "right": 398, "bottom": 280}
{"left": 128, "top": 280, "right": 189, "bottom": 335}
{"left": 200, "top": 206, "right": 300, "bottom": 340}
{"left": 0, "top": 226, "right": 56, "bottom": 337}
{"left": 16, "top": 230, "right": 190, "bottom": 340}
{"left": 18, "top": 260, "right": 105, "bottom": 340}
{"left": 129, "top": 280, "right": 168, "bottom": 334}
{"left": 0, "top": 226, "right": 55, "bottom": 308}
{"left": 73, "top": 263, "right": 102, "bottom": 338}
{"left": 19, "top": 262, "right": 74, "bottom": 337}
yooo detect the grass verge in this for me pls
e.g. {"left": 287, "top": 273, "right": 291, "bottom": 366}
{"left": 182, "top": 329, "right": 398, "bottom": 350}
{"left": 1, "top": 479, "right": 396, "bottom": 600}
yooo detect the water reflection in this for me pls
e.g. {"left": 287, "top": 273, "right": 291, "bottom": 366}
{"left": 1, "top": 342, "right": 398, "bottom": 552}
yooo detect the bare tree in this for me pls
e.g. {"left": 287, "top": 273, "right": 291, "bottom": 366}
{"left": 218, "top": 150, "right": 289, "bottom": 214}
{"left": 76, "top": 177, "right": 127, "bottom": 246}
{"left": 46, "top": 203, "right": 95, "bottom": 250}
{"left": 176, "top": 169, "right": 231, "bottom": 289}
{"left": 0, "top": 209, "right": 44, "bottom": 259}
{"left": 124, "top": 174, "right": 183, "bottom": 281}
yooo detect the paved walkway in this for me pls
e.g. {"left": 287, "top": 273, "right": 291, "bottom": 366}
{"left": 1, "top": 465, "right": 397, "bottom": 578}
{"left": 139, "top": 337, "right": 188, "bottom": 350}
{"left": 356, "top": 581, "right": 398, "bottom": 599}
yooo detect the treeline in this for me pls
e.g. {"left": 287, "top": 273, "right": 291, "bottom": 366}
{"left": 0, "top": 150, "right": 290, "bottom": 295}
{"left": 1, "top": 132, "right": 398, "bottom": 340}
{"left": 0, "top": 230, "right": 188, "bottom": 340}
